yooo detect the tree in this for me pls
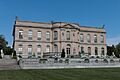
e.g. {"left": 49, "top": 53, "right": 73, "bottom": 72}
{"left": 0, "top": 35, "right": 13, "bottom": 55}
{"left": 107, "top": 45, "right": 115, "bottom": 56}
{"left": 115, "top": 43, "right": 120, "bottom": 57}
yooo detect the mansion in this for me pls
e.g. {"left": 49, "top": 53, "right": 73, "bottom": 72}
{"left": 13, "top": 19, "right": 107, "bottom": 58}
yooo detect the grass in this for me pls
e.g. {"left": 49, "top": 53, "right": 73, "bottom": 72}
{"left": 0, "top": 68, "right": 120, "bottom": 80}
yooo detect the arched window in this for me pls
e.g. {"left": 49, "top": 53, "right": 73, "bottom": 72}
{"left": 100, "top": 35, "right": 104, "bottom": 43}
{"left": 28, "top": 30, "right": 32, "bottom": 40}
{"left": 87, "top": 34, "right": 91, "bottom": 43}
{"left": 95, "top": 47, "right": 98, "bottom": 55}
{"left": 101, "top": 47, "right": 105, "bottom": 55}
{"left": 37, "top": 45, "right": 41, "bottom": 54}
{"left": 54, "top": 31, "right": 58, "bottom": 40}
{"left": 19, "top": 29, "right": 23, "bottom": 39}
{"left": 54, "top": 44, "right": 58, "bottom": 52}
{"left": 28, "top": 45, "right": 32, "bottom": 55}
{"left": 80, "top": 34, "right": 84, "bottom": 42}
{"left": 46, "top": 45, "right": 50, "bottom": 52}
{"left": 81, "top": 46, "right": 84, "bottom": 53}
{"left": 46, "top": 31, "right": 50, "bottom": 41}
{"left": 88, "top": 47, "right": 91, "bottom": 55}
{"left": 94, "top": 35, "right": 97, "bottom": 43}
{"left": 66, "top": 31, "right": 70, "bottom": 40}
{"left": 37, "top": 31, "right": 42, "bottom": 40}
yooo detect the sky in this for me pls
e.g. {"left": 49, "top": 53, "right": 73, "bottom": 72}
{"left": 0, "top": 0, "right": 120, "bottom": 46}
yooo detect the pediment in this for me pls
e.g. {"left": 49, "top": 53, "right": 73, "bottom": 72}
{"left": 62, "top": 24, "right": 79, "bottom": 29}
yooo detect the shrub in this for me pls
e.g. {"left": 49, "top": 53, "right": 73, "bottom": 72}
{"left": 59, "top": 59, "right": 63, "bottom": 63}
{"left": 39, "top": 59, "right": 47, "bottom": 63}
{"left": 65, "top": 59, "right": 69, "bottom": 63}
{"left": 103, "top": 59, "right": 108, "bottom": 63}
{"left": 110, "top": 59, "right": 115, "bottom": 63}
{"left": 95, "top": 59, "right": 99, "bottom": 63}
{"left": 84, "top": 58, "right": 89, "bottom": 63}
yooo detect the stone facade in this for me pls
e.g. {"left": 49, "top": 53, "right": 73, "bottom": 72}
{"left": 13, "top": 19, "right": 107, "bottom": 58}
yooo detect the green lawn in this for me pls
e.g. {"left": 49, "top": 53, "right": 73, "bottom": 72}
{"left": 0, "top": 68, "right": 120, "bottom": 80}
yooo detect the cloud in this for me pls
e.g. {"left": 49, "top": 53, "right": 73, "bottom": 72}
{"left": 107, "top": 36, "right": 120, "bottom": 46}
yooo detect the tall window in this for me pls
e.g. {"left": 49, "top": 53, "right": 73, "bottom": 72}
{"left": 28, "top": 30, "right": 32, "bottom": 40}
{"left": 54, "top": 31, "right": 58, "bottom": 40}
{"left": 80, "top": 34, "right": 84, "bottom": 42}
{"left": 87, "top": 34, "right": 91, "bottom": 43}
{"left": 18, "top": 44, "right": 23, "bottom": 54}
{"left": 19, "top": 29, "right": 23, "bottom": 39}
{"left": 54, "top": 44, "right": 58, "bottom": 52}
{"left": 37, "top": 45, "right": 41, "bottom": 54}
{"left": 37, "top": 31, "right": 42, "bottom": 40}
{"left": 46, "top": 45, "right": 50, "bottom": 52}
{"left": 88, "top": 47, "right": 91, "bottom": 55}
{"left": 95, "top": 47, "right": 98, "bottom": 55}
{"left": 81, "top": 46, "right": 84, "bottom": 53}
{"left": 94, "top": 35, "right": 97, "bottom": 43}
{"left": 101, "top": 47, "right": 105, "bottom": 55}
{"left": 66, "top": 31, "right": 70, "bottom": 40}
{"left": 28, "top": 45, "right": 32, "bottom": 56}
{"left": 100, "top": 35, "right": 104, "bottom": 43}
{"left": 46, "top": 31, "right": 50, "bottom": 41}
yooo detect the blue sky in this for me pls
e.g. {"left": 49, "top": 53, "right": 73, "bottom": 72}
{"left": 0, "top": 0, "right": 120, "bottom": 46}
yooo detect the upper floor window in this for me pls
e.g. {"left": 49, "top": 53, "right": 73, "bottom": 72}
{"left": 100, "top": 35, "right": 104, "bottom": 43}
{"left": 66, "top": 31, "right": 70, "bottom": 40}
{"left": 37, "top": 31, "right": 42, "bottom": 40}
{"left": 19, "top": 29, "right": 23, "bottom": 39}
{"left": 46, "top": 31, "right": 50, "bottom": 41}
{"left": 87, "top": 34, "right": 91, "bottom": 43}
{"left": 54, "top": 31, "right": 58, "bottom": 40}
{"left": 80, "top": 34, "right": 84, "bottom": 42}
{"left": 94, "top": 35, "right": 97, "bottom": 43}
{"left": 28, "top": 30, "right": 32, "bottom": 40}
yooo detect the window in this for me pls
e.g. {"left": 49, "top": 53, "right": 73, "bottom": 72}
{"left": 81, "top": 46, "right": 84, "bottom": 53}
{"left": 80, "top": 34, "right": 84, "bottom": 42}
{"left": 18, "top": 44, "right": 23, "bottom": 54}
{"left": 54, "top": 44, "right": 58, "bottom": 52}
{"left": 19, "top": 29, "right": 23, "bottom": 39}
{"left": 28, "top": 30, "right": 32, "bottom": 40}
{"left": 28, "top": 45, "right": 32, "bottom": 55}
{"left": 95, "top": 47, "right": 98, "bottom": 55}
{"left": 66, "top": 31, "right": 70, "bottom": 40}
{"left": 88, "top": 47, "right": 91, "bottom": 55}
{"left": 54, "top": 31, "right": 58, "bottom": 40}
{"left": 73, "top": 48, "right": 76, "bottom": 54}
{"left": 87, "top": 34, "right": 91, "bottom": 43}
{"left": 100, "top": 35, "right": 104, "bottom": 43}
{"left": 37, "top": 45, "right": 41, "bottom": 54}
{"left": 46, "top": 31, "right": 50, "bottom": 41}
{"left": 37, "top": 31, "right": 42, "bottom": 40}
{"left": 46, "top": 45, "right": 50, "bottom": 52}
{"left": 101, "top": 47, "right": 105, "bottom": 55}
{"left": 94, "top": 35, "right": 97, "bottom": 43}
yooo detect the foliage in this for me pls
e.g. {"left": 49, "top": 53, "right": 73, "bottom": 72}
{"left": 115, "top": 43, "right": 120, "bottom": 57}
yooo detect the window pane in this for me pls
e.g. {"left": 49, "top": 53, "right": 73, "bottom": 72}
{"left": 94, "top": 35, "right": 97, "bottom": 43}
{"left": 46, "top": 45, "right": 50, "bottom": 52}
{"left": 46, "top": 31, "right": 50, "bottom": 41}
{"left": 101, "top": 35, "right": 104, "bottom": 43}
{"left": 19, "top": 29, "right": 23, "bottom": 39}
{"left": 80, "top": 34, "right": 84, "bottom": 42}
{"left": 87, "top": 34, "right": 91, "bottom": 43}
{"left": 95, "top": 47, "right": 98, "bottom": 55}
{"left": 37, "top": 31, "right": 41, "bottom": 40}
{"left": 54, "top": 31, "right": 58, "bottom": 40}
{"left": 28, "top": 30, "right": 32, "bottom": 40}
{"left": 66, "top": 31, "right": 70, "bottom": 40}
